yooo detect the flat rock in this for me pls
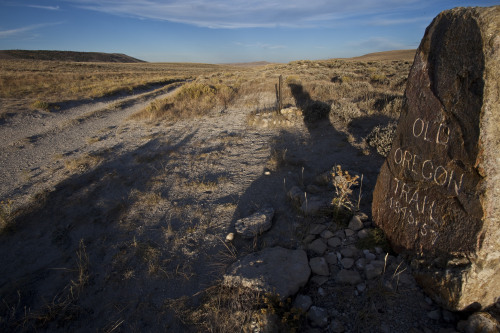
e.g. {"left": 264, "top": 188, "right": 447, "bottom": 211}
{"left": 348, "top": 215, "right": 364, "bottom": 231}
{"left": 327, "top": 237, "right": 342, "bottom": 248}
{"left": 372, "top": 6, "right": 500, "bottom": 310}
{"left": 336, "top": 269, "right": 362, "bottom": 285}
{"left": 308, "top": 238, "right": 327, "bottom": 255}
{"left": 224, "top": 246, "right": 310, "bottom": 300}
{"left": 308, "top": 306, "right": 329, "bottom": 328}
{"left": 293, "top": 294, "right": 313, "bottom": 312}
{"left": 235, "top": 206, "right": 274, "bottom": 239}
{"left": 309, "top": 257, "right": 329, "bottom": 276}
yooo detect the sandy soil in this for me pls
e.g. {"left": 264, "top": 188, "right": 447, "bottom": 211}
{"left": 0, "top": 83, "right": 391, "bottom": 331}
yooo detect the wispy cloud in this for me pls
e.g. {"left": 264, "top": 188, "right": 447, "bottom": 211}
{"left": 0, "top": 22, "right": 64, "bottom": 38}
{"left": 26, "top": 5, "right": 61, "bottom": 11}
{"left": 63, "top": 0, "right": 422, "bottom": 29}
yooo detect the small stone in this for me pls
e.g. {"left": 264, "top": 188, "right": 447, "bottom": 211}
{"left": 309, "top": 223, "right": 327, "bottom": 235}
{"left": 355, "top": 258, "right": 367, "bottom": 270}
{"left": 330, "top": 319, "right": 345, "bottom": 333}
{"left": 308, "top": 306, "right": 329, "bottom": 328}
{"left": 365, "top": 262, "right": 384, "bottom": 280}
{"left": 235, "top": 206, "right": 274, "bottom": 239}
{"left": 308, "top": 239, "right": 327, "bottom": 255}
{"left": 374, "top": 246, "right": 383, "bottom": 254}
{"left": 340, "top": 247, "right": 355, "bottom": 258}
{"left": 356, "top": 283, "right": 366, "bottom": 293}
{"left": 225, "top": 232, "right": 234, "bottom": 242}
{"left": 348, "top": 215, "right": 364, "bottom": 231}
{"left": 357, "top": 212, "right": 369, "bottom": 221}
{"left": 293, "top": 294, "right": 313, "bottom": 312}
{"left": 341, "top": 258, "right": 354, "bottom": 269}
{"left": 327, "top": 237, "right": 342, "bottom": 248}
{"left": 344, "top": 229, "right": 355, "bottom": 237}
{"left": 334, "top": 230, "right": 345, "bottom": 239}
{"left": 311, "top": 275, "right": 329, "bottom": 285}
{"left": 364, "top": 252, "right": 377, "bottom": 261}
{"left": 357, "top": 229, "right": 369, "bottom": 239}
{"left": 336, "top": 269, "right": 362, "bottom": 285}
{"left": 320, "top": 230, "right": 334, "bottom": 239}
{"left": 427, "top": 309, "right": 441, "bottom": 321}
{"left": 310, "top": 257, "right": 330, "bottom": 276}
{"left": 303, "top": 234, "right": 316, "bottom": 244}
{"left": 325, "top": 252, "right": 338, "bottom": 265}
{"left": 318, "top": 287, "right": 326, "bottom": 296}
{"left": 264, "top": 170, "right": 271, "bottom": 175}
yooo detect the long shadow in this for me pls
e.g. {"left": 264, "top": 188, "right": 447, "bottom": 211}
{"left": 0, "top": 129, "right": 218, "bottom": 331}
{"left": 230, "top": 84, "right": 387, "bottom": 252}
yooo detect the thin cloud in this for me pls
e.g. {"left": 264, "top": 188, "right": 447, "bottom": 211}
{"left": 26, "top": 5, "right": 61, "bottom": 11}
{"left": 63, "top": 0, "right": 422, "bottom": 29}
{"left": 0, "top": 22, "right": 64, "bottom": 38}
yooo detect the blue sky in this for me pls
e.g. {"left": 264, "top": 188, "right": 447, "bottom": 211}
{"left": 0, "top": 0, "right": 497, "bottom": 63}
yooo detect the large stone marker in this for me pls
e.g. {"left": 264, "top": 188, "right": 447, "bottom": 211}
{"left": 372, "top": 6, "right": 500, "bottom": 311}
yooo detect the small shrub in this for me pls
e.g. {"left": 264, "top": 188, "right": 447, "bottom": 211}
{"left": 31, "top": 100, "right": 51, "bottom": 111}
{"left": 356, "top": 227, "right": 391, "bottom": 253}
{"left": 0, "top": 199, "right": 14, "bottom": 231}
{"left": 331, "top": 165, "right": 359, "bottom": 213}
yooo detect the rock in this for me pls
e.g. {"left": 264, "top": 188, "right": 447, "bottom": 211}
{"left": 356, "top": 283, "right": 366, "bottom": 293}
{"left": 357, "top": 229, "right": 369, "bottom": 239}
{"left": 293, "top": 294, "right": 313, "bottom": 312}
{"left": 224, "top": 246, "right": 310, "bottom": 300}
{"left": 372, "top": 6, "right": 500, "bottom": 311}
{"left": 320, "top": 230, "right": 334, "bottom": 239}
{"left": 336, "top": 269, "right": 362, "bottom": 285}
{"left": 309, "top": 223, "right": 327, "bottom": 235}
{"left": 301, "top": 196, "right": 330, "bottom": 215}
{"left": 308, "top": 306, "right": 329, "bottom": 328}
{"left": 365, "top": 261, "right": 385, "bottom": 280}
{"left": 427, "top": 309, "right": 441, "bottom": 321}
{"left": 235, "top": 206, "right": 274, "bottom": 239}
{"left": 308, "top": 239, "right": 327, "bottom": 255}
{"left": 364, "top": 250, "right": 377, "bottom": 261}
{"left": 355, "top": 258, "right": 367, "bottom": 270}
{"left": 310, "top": 276, "right": 329, "bottom": 285}
{"left": 341, "top": 258, "right": 354, "bottom": 269}
{"left": 309, "top": 257, "right": 329, "bottom": 276}
{"left": 344, "top": 229, "right": 355, "bottom": 237}
{"left": 457, "top": 312, "right": 500, "bottom": 333}
{"left": 327, "top": 237, "right": 342, "bottom": 248}
{"left": 225, "top": 232, "right": 234, "bottom": 242}
{"left": 334, "top": 230, "right": 345, "bottom": 239}
{"left": 340, "top": 247, "right": 355, "bottom": 258}
{"left": 325, "top": 252, "right": 338, "bottom": 265}
{"left": 348, "top": 215, "right": 364, "bottom": 231}
{"left": 441, "top": 309, "right": 456, "bottom": 323}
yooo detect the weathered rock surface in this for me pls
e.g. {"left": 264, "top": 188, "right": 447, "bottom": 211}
{"left": 223, "top": 246, "right": 310, "bottom": 299}
{"left": 372, "top": 6, "right": 500, "bottom": 311}
{"left": 234, "top": 206, "right": 274, "bottom": 238}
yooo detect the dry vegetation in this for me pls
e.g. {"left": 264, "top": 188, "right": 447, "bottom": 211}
{"left": 130, "top": 56, "right": 411, "bottom": 128}
{"left": 0, "top": 52, "right": 415, "bottom": 332}
{"left": 0, "top": 60, "right": 240, "bottom": 113}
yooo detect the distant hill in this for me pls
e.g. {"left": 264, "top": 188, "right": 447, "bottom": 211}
{"left": 347, "top": 49, "right": 416, "bottom": 62}
{"left": 0, "top": 50, "right": 145, "bottom": 63}
{"left": 220, "top": 61, "right": 276, "bottom": 67}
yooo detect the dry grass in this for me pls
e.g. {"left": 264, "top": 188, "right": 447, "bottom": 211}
{"left": 0, "top": 60, "right": 239, "bottom": 113}
{"left": 133, "top": 56, "right": 411, "bottom": 124}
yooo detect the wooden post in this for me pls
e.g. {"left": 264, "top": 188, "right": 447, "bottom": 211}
{"left": 277, "top": 75, "right": 283, "bottom": 114}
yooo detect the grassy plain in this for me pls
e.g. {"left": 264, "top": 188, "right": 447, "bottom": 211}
{"left": 0, "top": 50, "right": 418, "bottom": 332}
{"left": 0, "top": 60, "right": 240, "bottom": 114}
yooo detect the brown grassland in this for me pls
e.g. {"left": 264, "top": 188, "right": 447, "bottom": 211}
{"left": 0, "top": 50, "right": 425, "bottom": 332}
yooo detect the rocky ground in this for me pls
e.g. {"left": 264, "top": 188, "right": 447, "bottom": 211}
{"left": 0, "top": 77, "right": 498, "bottom": 332}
